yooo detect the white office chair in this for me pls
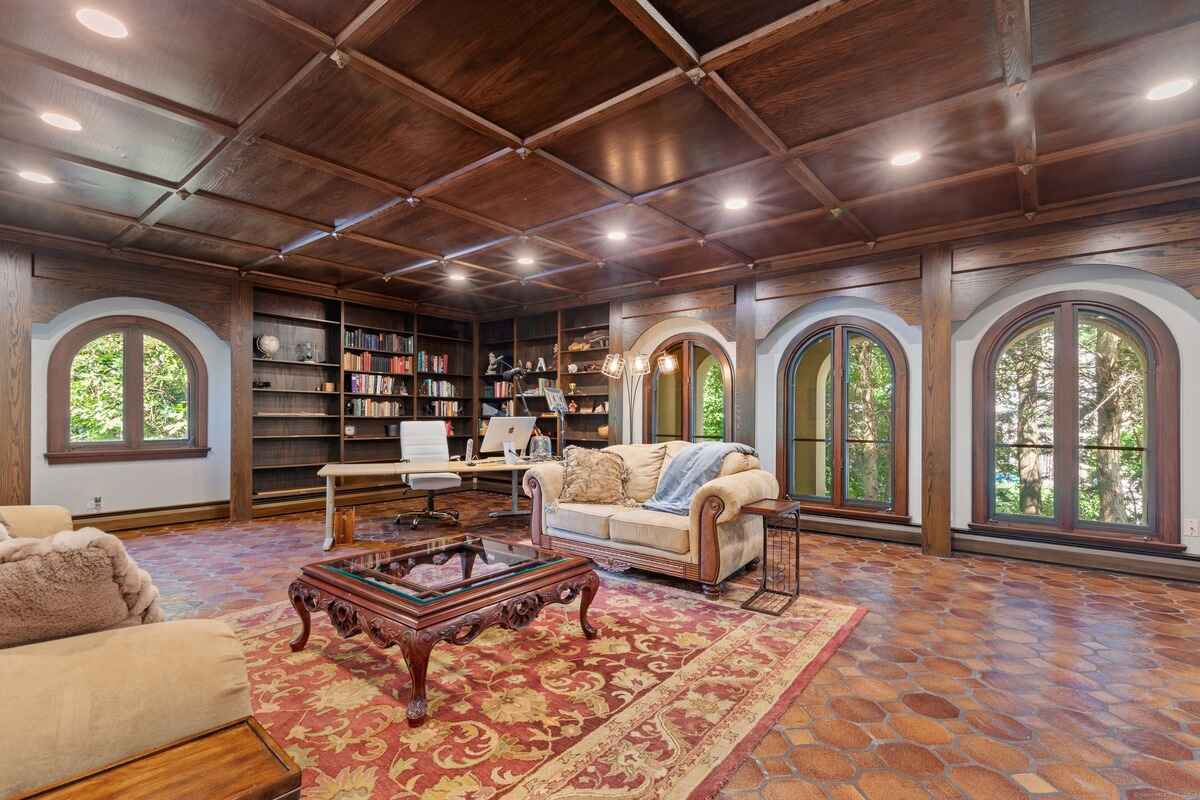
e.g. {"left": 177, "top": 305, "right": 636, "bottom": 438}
{"left": 397, "top": 421, "right": 462, "bottom": 528}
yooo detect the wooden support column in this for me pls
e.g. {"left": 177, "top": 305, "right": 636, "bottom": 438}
{"left": 608, "top": 300, "right": 624, "bottom": 444}
{"left": 229, "top": 277, "right": 253, "bottom": 521}
{"left": 0, "top": 244, "right": 32, "bottom": 505}
{"left": 921, "top": 245, "right": 952, "bottom": 556}
{"left": 733, "top": 277, "right": 757, "bottom": 447}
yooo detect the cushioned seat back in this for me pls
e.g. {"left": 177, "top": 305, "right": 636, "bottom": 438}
{"left": 401, "top": 420, "right": 450, "bottom": 463}
{"left": 603, "top": 444, "right": 665, "bottom": 502}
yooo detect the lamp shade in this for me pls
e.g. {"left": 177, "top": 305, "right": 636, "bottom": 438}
{"left": 600, "top": 352, "right": 625, "bottom": 379}
{"left": 631, "top": 354, "right": 651, "bottom": 376}
{"left": 656, "top": 352, "right": 678, "bottom": 374}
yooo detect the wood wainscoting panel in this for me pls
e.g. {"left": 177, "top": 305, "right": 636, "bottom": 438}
{"left": 0, "top": 243, "right": 32, "bottom": 505}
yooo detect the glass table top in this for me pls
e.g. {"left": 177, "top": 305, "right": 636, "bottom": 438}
{"left": 318, "top": 535, "right": 565, "bottom": 604}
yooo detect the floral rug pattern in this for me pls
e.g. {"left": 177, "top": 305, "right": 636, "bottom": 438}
{"left": 228, "top": 575, "right": 863, "bottom": 800}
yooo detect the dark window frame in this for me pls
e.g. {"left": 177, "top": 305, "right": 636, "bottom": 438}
{"left": 642, "top": 333, "right": 733, "bottom": 445}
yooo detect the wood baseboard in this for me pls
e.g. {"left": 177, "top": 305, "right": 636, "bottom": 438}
{"left": 953, "top": 532, "right": 1200, "bottom": 583}
{"left": 79, "top": 501, "right": 231, "bottom": 534}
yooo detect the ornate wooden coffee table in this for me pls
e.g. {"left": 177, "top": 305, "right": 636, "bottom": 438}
{"left": 289, "top": 534, "right": 599, "bottom": 725}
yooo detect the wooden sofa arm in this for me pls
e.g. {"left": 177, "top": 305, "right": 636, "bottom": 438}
{"left": 692, "top": 469, "right": 779, "bottom": 590}
{"left": 523, "top": 463, "right": 564, "bottom": 547}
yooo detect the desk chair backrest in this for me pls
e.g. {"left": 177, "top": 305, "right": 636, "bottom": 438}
{"left": 401, "top": 420, "right": 450, "bottom": 465}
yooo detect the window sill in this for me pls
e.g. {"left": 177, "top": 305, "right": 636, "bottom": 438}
{"left": 968, "top": 522, "right": 1185, "bottom": 555}
{"left": 45, "top": 447, "right": 211, "bottom": 465}
{"left": 792, "top": 503, "right": 912, "bottom": 525}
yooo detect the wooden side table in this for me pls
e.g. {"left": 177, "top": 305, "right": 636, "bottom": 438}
{"left": 740, "top": 499, "right": 803, "bottom": 616}
{"left": 22, "top": 717, "right": 300, "bottom": 800}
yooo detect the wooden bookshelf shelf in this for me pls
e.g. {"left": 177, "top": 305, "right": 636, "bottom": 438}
{"left": 253, "top": 358, "right": 338, "bottom": 367}
{"left": 252, "top": 388, "right": 338, "bottom": 395}
{"left": 253, "top": 413, "right": 337, "bottom": 418}
{"left": 254, "top": 310, "right": 339, "bottom": 326}
{"left": 253, "top": 434, "right": 340, "bottom": 440}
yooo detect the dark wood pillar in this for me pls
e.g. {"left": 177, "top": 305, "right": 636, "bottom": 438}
{"left": 0, "top": 244, "right": 32, "bottom": 505}
{"left": 733, "top": 277, "right": 757, "bottom": 447}
{"left": 921, "top": 244, "right": 953, "bottom": 556}
{"left": 229, "top": 277, "right": 253, "bottom": 521}
{"left": 607, "top": 300, "right": 623, "bottom": 444}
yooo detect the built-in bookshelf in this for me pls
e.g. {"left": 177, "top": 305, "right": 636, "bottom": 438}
{"left": 249, "top": 291, "right": 477, "bottom": 501}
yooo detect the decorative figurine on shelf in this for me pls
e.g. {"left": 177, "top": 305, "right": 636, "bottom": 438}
{"left": 590, "top": 399, "right": 608, "bottom": 414}
{"left": 567, "top": 362, "right": 579, "bottom": 374}
{"left": 535, "top": 356, "right": 547, "bottom": 372}
{"left": 485, "top": 352, "right": 500, "bottom": 375}
{"left": 255, "top": 334, "right": 280, "bottom": 360}
{"left": 525, "top": 360, "right": 534, "bottom": 370}
{"left": 344, "top": 424, "right": 356, "bottom": 437}
{"left": 567, "top": 400, "right": 579, "bottom": 413}
{"left": 598, "top": 424, "right": 609, "bottom": 438}
{"left": 552, "top": 342, "right": 559, "bottom": 356}
{"left": 297, "top": 341, "right": 315, "bottom": 363}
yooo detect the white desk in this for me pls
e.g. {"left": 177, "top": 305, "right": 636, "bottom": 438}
{"left": 316, "top": 459, "right": 537, "bottom": 549}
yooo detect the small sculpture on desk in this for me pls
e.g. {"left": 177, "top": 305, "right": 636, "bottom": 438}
{"left": 485, "top": 352, "right": 500, "bottom": 375}
{"left": 535, "top": 356, "right": 547, "bottom": 372}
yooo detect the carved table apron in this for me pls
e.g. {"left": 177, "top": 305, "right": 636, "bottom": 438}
{"left": 288, "top": 569, "right": 600, "bottom": 725}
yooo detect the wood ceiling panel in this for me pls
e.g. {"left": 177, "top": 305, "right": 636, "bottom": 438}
{"left": 266, "top": 0, "right": 376, "bottom": 36}
{"left": 2, "top": 0, "right": 314, "bottom": 122}
{"left": 351, "top": 205, "right": 502, "bottom": 257}
{"left": 363, "top": 0, "right": 672, "bottom": 136}
{"left": 721, "top": 0, "right": 1003, "bottom": 146}
{"left": 539, "top": 204, "right": 693, "bottom": 256}
{"left": 1030, "top": 0, "right": 1200, "bottom": 66}
{"left": 258, "top": 62, "right": 500, "bottom": 188}
{"left": 616, "top": 241, "right": 739, "bottom": 278}
{"left": 430, "top": 155, "right": 613, "bottom": 229}
{"left": 0, "top": 60, "right": 222, "bottom": 182}
{"left": 0, "top": 193, "right": 130, "bottom": 242}
{"left": 293, "top": 235, "right": 425, "bottom": 273}
{"left": 646, "top": 159, "right": 822, "bottom": 232}
{"left": 202, "top": 142, "right": 395, "bottom": 228}
{"left": 0, "top": 142, "right": 165, "bottom": 216}
{"left": 546, "top": 85, "right": 766, "bottom": 194}
{"left": 1038, "top": 129, "right": 1200, "bottom": 206}
{"left": 1034, "top": 26, "right": 1200, "bottom": 154}
{"left": 466, "top": 240, "right": 581, "bottom": 278}
{"left": 652, "top": 0, "right": 821, "bottom": 53}
{"left": 125, "top": 227, "right": 266, "bottom": 268}
{"left": 803, "top": 94, "right": 1013, "bottom": 200}
{"left": 487, "top": 282, "right": 574, "bottom": 306}
{"left": 256, "top": 255, "right": 370, "bottom": 287}
{"left": 557, "top": 263, "right": 649, "bottom": 293}
{"left": 158, "top": 195, "right": 314, "bottom": 250}
{"left": 716, "top": 216, "right": 859, "bottom": 259}
{"left": 852, "top": 171, "right": 1021, "bottom": 236}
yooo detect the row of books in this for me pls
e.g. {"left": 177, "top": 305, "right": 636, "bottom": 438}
{"left": 344, "top": 329, "right": 412, "bottom": 353}
{"left": 346, "top": 374, "right": 408, "bottom": 395}
{"left": 416, "top": 351, "right": 451, "bottom": 373}
{"left": 343, "top": 352, "right": 413, "bottom": 374}
{"left": 423, "top": 400, "right": 463, "bottom": 417}
{"left": 346, "top": 399, "right": 405, "bottom": 417}
{"left": 482, "top": 400, "right": 515, "bottom": 417}
{"left": 482, "top": 381, "right": 513, "bottom": 399}
{"left": 420, "top": 379, "right": 457, "bottom": 397}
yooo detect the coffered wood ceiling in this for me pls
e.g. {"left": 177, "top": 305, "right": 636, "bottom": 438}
{"left": 1, "top": 0, "right": 1198, "bottom": 314}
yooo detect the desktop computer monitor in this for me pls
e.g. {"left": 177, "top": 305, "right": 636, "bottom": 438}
{"left": 479, "top": 416, "right": 537, "bottom": 455}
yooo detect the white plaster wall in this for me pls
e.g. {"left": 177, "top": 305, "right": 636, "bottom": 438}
{"left": 950, "top": 265, "right": 1200, "bottom": 553}
{"left": 620, "top": 317, "right": 737, "bottom": 444}
{"left": 756, "top": 297, "right": 923, "bottom": 523}
{"left": 30, "top": 297, "right": 231, "bottom": 515}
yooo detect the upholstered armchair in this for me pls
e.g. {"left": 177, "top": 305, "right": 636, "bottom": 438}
{"left": 0, "top": 505, "right": 252, "bottom": 797}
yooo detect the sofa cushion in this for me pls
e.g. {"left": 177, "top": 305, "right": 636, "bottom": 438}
{"left": 546, "top": 503, "right": 628, "bottom": 540}
{"left": 609, "top": 508, "right": 691, "bottom": 554}
{"left": 559, "top": 446, "right": 630, "bottom": 505}
{"left": 604, "top": 444, "right": 665, "bottom": 502}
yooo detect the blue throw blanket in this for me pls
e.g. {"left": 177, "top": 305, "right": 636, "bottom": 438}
{"left": 642, "top": 442, "right": 757, "bottom": 516}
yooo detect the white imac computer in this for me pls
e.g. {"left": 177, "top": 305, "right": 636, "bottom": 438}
{"left": 479, "top": 416, "right": 537, "bottom": 458}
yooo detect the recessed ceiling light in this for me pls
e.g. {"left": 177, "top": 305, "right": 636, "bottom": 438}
{"left": 723, "top": 197, "right": 748, "bottom": 210}
{"left": 18, "top": 170, "right": 55, "bottom": 184}
{"left": 39, "top": 112, "right": 82, "bottom": 132}
{"left": 890, "top": 150, "right": 922, "bottom": 167}
{"left": 517, "top": 256, "right": 534, "bottom": 266}
{"left": 448, "top": 272, "right": 468, "bottom": 282}
{"left": 1146, "top": 77, "right": 1195, "bottom": 101}
{"left": 606, "top": 230, "right": 627, "bottom": 241}
{"left": 75, "top": 8, "right": 129, "bottom": 38}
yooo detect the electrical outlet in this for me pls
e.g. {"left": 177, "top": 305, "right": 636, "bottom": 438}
{"left": 1184, "top": 519, "right": 1200, "bottom": 539}
{"left": 90, "top": 496, "right": 103, "bottom": 512}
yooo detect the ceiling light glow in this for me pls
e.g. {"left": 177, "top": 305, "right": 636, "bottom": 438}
{"left": 40, "top": 112, "right": 83, "bottom": 132}
{"left": 75, "top": 8, "right": 129, "bottom": 38}
{"left": 606, "top": 230, "right": 627, "bottom": 241}
{"left": 448, "top": 272, "right": 468, "bottom": 282}
{"left": 18, "top": 170, "right": 55, "bottom": 184}
{"left": 723, "top": 197, "right": 748, "bottom": 210}
{"left": 517, "top": 256, "right": 534, "bottom": 266}
{"left": 1146, "top": 78, "right": 1195, "bottom": 101}
{"left": 890, "top": 150, "right": 922, "bottom": 167}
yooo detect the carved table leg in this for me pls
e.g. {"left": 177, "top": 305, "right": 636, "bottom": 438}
{"left": 399, "top": 635, "right": 434, "bottom": 726}
{"left": 288, "top": 581, "right": 312, "bottom": 652}
{"left": 579, "top": 571, "right": 600, "bottom": 640}
{"left": 460, "top": 548, "right": 477, "bottom": 581}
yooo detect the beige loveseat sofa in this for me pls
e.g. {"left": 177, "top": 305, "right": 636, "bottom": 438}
{"left": 0, "top": 505, "right": 252, "bottom": 798}
{"left": 523, "top": 442, "right": 779, "bottom": 597}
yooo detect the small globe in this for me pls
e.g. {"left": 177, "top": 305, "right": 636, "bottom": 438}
{"left": 256, "top": 334, "right": 281, "bottom": 358}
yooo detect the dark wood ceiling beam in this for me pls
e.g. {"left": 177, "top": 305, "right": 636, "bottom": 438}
{"left": 1033, "top": 19, "right": 1200, "bottom": 84}
{"left": 0, "top": 135, "right": 178, "bottom": 190}
{"left": 846, "top": 163, "right": 1019, "bottom": 208}
{"left": 148, "top": 224, "right": 281, "bottom": 255}
{"left": 1037, "top": 117, "right": 1200, "bottom": 166}
{"left": 631, "top": 154, "right": 781, "bottom": 203}
{"left": 344, "top": 50, "right": 523, "bottom": 148}
{"left": 422, "top": 198, "right": 523, "bottom": 236}
{"left": 608, "top": 0, "right": 698, "bottom": 69}
{"left": 336, "top": 0, "right": 425, "bottom": 50}
{"left": 0, "top": 39, "right": 239, "bottom": 137}
{"left": 531, "top": 150, "right": 632, "bottom": 204}
{"left": 342, "top": 231, "right": 441, "bottom": 261}
{"left": 226, "top": 0, "right": 335, "bottom": 51}
{"left": 236, "top": 52, "right": 328, "bottom": 134}
{"left": 192, "top": 190, "right": 333, "bottom": 233}
{"left": 993, "top": 0, "right": 1038, "bottom": 216}
{"left": 696, "top": 72, "right": 786, "bottom": 155}
{"left": 0, "top": 189, "right": 140, "bottom": 228}
{"left": 523, "top": 69, "right": 687, "bottom": 149}
{"left": 782, "top": 159, "right": 875, "bottom": 242}
{"left": 700, "top": 0, "right": 883, "bottom": 71}
{"left": 251, "top": 136, "right": 410, "bottom": 196}
{"left": 412, "top": 149, "right": 514, "bottom": 197}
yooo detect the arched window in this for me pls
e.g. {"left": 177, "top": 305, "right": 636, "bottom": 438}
{"left": 972, "top": 292, "right": 1179, "bottom": 545}
{"left": 778, "top": 317, "right": 909, "bottom": 520}
{"left": 47, "top": 316, "right": 209, "bottom": 463}
{"left": 644, "top": 334, "right": 732, "bottom": 443}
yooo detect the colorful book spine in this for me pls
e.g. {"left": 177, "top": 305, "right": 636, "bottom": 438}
{"left": 344, "top": 329, "right": 412, "bottom": 353}
{"left": 342, "top": 352, "right": 413, "bottom": 374}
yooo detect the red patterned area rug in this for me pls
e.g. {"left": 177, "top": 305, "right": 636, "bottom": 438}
{"left": 225, "top": 575, "right": 864, "bottom": 800}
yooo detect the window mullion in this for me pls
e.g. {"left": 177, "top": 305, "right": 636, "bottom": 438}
{"left": 1053, "top": 306, "right": 1077, "bottom": 532}
{"left": 832, "top": 325, "right": 846, "bottom": 508}
{"left": 128, "top": 329, "right": 145, "bottom": 449}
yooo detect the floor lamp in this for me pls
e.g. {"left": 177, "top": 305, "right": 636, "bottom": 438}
{"left": 601, "top": 350, "right": 677, "bottom": 443}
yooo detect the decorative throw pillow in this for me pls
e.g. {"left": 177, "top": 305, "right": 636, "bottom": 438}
{"left": 558, "top": 446, "right": 632, "bottom": 506}
{"left": 0, "top": 521, "right": 8, "bottom": 542}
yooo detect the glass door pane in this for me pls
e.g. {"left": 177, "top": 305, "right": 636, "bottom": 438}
{"left": 691, "top": 345, "right": 726, "bottom": 442}
{"left": 70, "top": 332, "right": 125, "bottom": 443}
{"left": 992, "top": 318, "right": 1056, "bottom": 519}
{"left": 789, "top": 333, "right": 833, "bottom": 499}
{"left": 652, "top": 343, "right": 683, "bottom": 442}
{"left": 143, "top": 335, "right": 190, "bottom": 441}
{"left": 844, "top": 333, "right": 894, "bottom": 507}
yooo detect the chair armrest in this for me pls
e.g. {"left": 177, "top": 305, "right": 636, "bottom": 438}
{"left": 689, "top": 469, "right": 779, "bottom": 526}
{"left": 523, "top": 462, "right": 565, "bottom": 503}
{"left": 0, "top": 505, "right": 73, "bottom": 539}
{"left": 0, "top": 620, "right": 251, "bottom": 798}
